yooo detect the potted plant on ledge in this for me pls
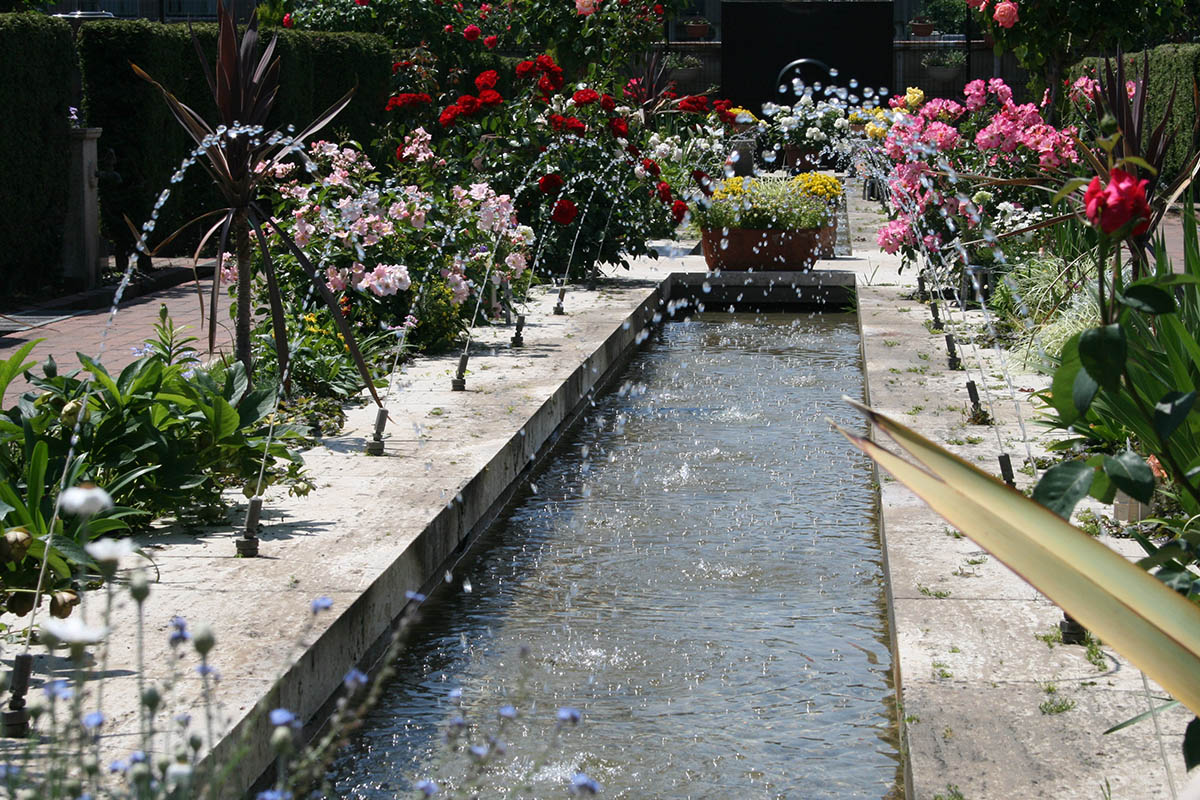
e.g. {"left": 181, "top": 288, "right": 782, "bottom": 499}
{"left": 682, "top": 16, "right": 711, "bottom": 39}
{"left": 922, "top": 48, "right": 967, "bottom": 83}
{"left": 692, "top": 175, "right": 830, "bottom": 271}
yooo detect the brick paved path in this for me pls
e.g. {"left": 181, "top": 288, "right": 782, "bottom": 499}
{"left": 0, "top": 281, "right": 234, "bottom": 404}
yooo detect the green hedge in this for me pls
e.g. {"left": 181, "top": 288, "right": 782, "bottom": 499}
{"left": 1072, "top": 44, "right": 1200, "bottom": 190}
{"left": 0, "top": 13, "right": 73, "bottom": 295}
{"left": 79, "top": 21, "right": 392, "bottom": 258}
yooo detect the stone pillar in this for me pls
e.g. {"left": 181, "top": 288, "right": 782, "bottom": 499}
{"left": 62, "top": 127, "right": 102, "bottom": 289}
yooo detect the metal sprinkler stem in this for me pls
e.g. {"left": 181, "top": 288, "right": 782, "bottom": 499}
{"left": 235, "top": 496, "right": 262, "bottom": 557}
{"left": 553, "top": 285, "right": 567, "bottom": 315}
{"left": 511, "top": 314, "right": 525, "bottom": 348}
{"left": 929, "top": 301, "right": 943, "bottom": 331}
{"left": 945, "top": 334, "right": 961, "bottom": 370}
{"left": 998, "top": 454, "right": 1016, "bottom": 488}
{"left": 2, "top": 653, "right": 33, "bottom": 737}
{"left": 451, "top": 352, "right": 469, "bottom": 391}
{"left": 366, "top": 406, "right": 388, "bottom": 456}
{"left": 917, "top": 274, "right": 927, "bottom": 302}
{"left": 966, "top": 381, "right": 982, "bottom": 417}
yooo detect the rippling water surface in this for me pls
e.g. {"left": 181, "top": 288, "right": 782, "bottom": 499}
{"left": 329, "top": 313, "right": 897, "bottom": 799}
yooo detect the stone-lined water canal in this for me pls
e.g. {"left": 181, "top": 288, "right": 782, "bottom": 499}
{"left": 330, "top": 313, "right": 898, "bottom": 798}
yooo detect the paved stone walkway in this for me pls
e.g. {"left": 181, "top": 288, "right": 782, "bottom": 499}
{"left": 0, "top": 281, "right": 233, "bottom": 403}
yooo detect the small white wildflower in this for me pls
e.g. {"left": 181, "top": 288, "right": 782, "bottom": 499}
{"left": 85, "top": 537, "right": 137, "bottom": 567}
{"left": 41, "top": 616, "right": 107, "bottom": 645}
{"left": 58, "top": 485, "right": 114, "bottom": 516}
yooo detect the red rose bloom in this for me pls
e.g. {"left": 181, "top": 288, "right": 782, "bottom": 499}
{"left": 565, "top": 116, "right": 587, "bottom": 134}
{"left": 599, "top": 93, "right": 616, "bottom": 111}
{"left": 691, "top": 169, "right": 713, "bottom": 197}
{"left": 484, "top": 34, "right": 498, "bottom": 48}
{"left": 457, "top": 94, "right": 482, "bottom": 115}
{"left": 538, "top": 74, "right": 558, "bottom": 94}
{"left": 463, "top": 24, "right": 481, "bottom": 40}
{"left": 572, "top": 88, "right": 600, "bottom": 105}
{"left": 655, "top": 181, "right": 672, "bottom": 203}
{"left": 539, "top": 173, "right": 565, "bottom": 194}
{"left": 678, "top": 95, "right": 709, "bottom": 113}
{"left": 516, "top": 60, "right": 537, "bottom": 78}
{"left": 438, "top": 105, "right": 461, "bottom": 127}
{"left": 609, "top": 117, "right": 629, "bottom": 138}
{"left": 640, "top": 158, "right": 660, "bottom": 177}
{"left": 443, "top": 23, "right": 455, "bottom": 32}
{"left": 551, "top": 198, "right": 578, "bottom": 225}
{"left": 671, "top": 199, "right": 689, "bottom": 224}
{"left": 1084, "top": 167, "right": 1152, "bottom": 236}
{"left": 626, "top": 143, "right": 640, "bottom": 156}
{"left": 385, "top": 93, "right": 433, "bottom": 111}
{"left": 354, "top": 0, "right": 368, "bottom": 6}
{"left": 479, "top": 89, "right": 503, "bottom": 106}
{"left": 475, "top": 70, "right": 499, "bottom": 91}
{"left": 282, "top": 12, "right": 293, "bottom": 26}
{"left": 653, "top": 3, "right": 663, "bottom": 13}
{"left": 535, "top": 54, "right": 558, "bottom": 71}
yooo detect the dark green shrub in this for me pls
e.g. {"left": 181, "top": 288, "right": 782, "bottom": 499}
{"left": 0, "top": 13, "right": 73, "bottom": 297}
{"left": 1072, "top": 44, "right": 1200, "bottom": 189}
{"left": 78, "top": 20, "right": 391, "bottom": 259}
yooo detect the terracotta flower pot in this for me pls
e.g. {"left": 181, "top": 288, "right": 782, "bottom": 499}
{"left": 782, "top": 145, "right": 821, "bottom": 171}
{"left": 817, "top": 215, "right": 838, "bottom": 258}
{"left": 910, "top": 20, "right": 935, "bottom": 36}
{"left": 700, "top": 228, "right": 821, "bottom": 271}
{"left": 683, "top": 22, "right": 710, "bottom": 39}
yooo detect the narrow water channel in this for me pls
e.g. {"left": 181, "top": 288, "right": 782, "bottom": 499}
{"left": 329, "top": 313, "right": 898, "bottom": 799}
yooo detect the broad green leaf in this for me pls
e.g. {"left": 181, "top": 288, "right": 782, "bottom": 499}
{"left": 206, "top": 395, "right": 240, "bottom": 442}
{"left": 1131, "top": 273, "right": 1200, "bottom": 288}
{"left": 26, "top": 441, "right": 48, "bottom": 528}
{"left": 0, "top": 339, "right": 42, "bottom": 400}
{"left": 1155, "top": 391, "right": 1197, "bottom": 443}
{"left": 1078, "top": 324, "right": 1126, "bottom": 392}
{"left": 1086, "top": 455, "right": 1117, "bottom": 503}
{"left": 1033, "top": 460, "right": 1094, "bottom": 518}
{"left": 1104, "top": 451, "right": 1156, "bottom": 504}
{"left": 1118, "top": 284, "right": 1176, "bottom": 315}
{"left": 1052, "top": 177, "right": 1092, "bottom": 204}
{"left": 77, "top": 354, "right": 121, "bottom": 406}
{"left": 836, "top": 401, "right": 1200, "bottom": 717}
{"left": 1050, "top": 334, "right": 1085, "bottom": 423}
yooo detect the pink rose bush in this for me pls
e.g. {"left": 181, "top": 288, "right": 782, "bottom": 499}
{"left": 267, "top": 140, "right": 532, "bottom": 352}
{"left": 875, "top": 78, "right": 1081, "bottom": 269}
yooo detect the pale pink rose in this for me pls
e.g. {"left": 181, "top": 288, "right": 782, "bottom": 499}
{"left": 992, "top": 0, "right": 1017, "bottom": 28}
{"left": 575, "top": 0, "right": 597, "bottom": 15}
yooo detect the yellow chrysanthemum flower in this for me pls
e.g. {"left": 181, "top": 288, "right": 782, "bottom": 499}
{"left": 905, "top": 86, "right": 925, "bottom": 110}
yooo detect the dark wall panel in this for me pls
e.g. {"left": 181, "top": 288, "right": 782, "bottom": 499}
{"left": 721, "top": 1, "right": 892, "bottom": 112}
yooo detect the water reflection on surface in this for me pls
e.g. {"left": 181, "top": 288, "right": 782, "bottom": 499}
{"left": 329, "top": 313, "right": 897, "bottom": 799}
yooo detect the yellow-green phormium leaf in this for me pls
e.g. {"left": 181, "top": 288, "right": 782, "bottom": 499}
{"left": 835, "top": 399, "right": 1200, "bottom": 716}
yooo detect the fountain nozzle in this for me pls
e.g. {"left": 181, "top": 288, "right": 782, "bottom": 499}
{"left": 511, "top": 315, "right": 525, "bottom": 348}
{"left": 553, "top": 285, "right": 567, "bottom": 315}
{"left": 451, "top": 352, "right": 469, "bottom": 391}
{"left": 2, "top": 653, "right": 33, "bottom": 738}
{"left": 366, "top": 406, "right": 388, "bottom": 455}
{"left": 236, "top": 496, "right": 262, "bottom": 557}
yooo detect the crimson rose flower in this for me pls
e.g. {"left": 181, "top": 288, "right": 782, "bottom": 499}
{"left": 475, "top": 70, "right": 499, "bottom": 91}
{"left": 678, "top": 95, "right": 709, "bottom": 113}
{"left": 1083, "top": 167, "right": 1151, "bottom": 236}
{"left": 484, "top": 35, "right": 499, "bottom": 48}
{"left": 609, "top": 117, "right": 629, "bottom": 138}
{"left": 655, "top": 181, "right": 672, "bottom": 203}
{"left": 551, "top": 198, "right": 578, "bottom": 225}
{"left": 538, "top": 173, "right": 565, "bottom": 194}
{"left": 572, "top": 88, "right": 600, "bottom": 105}
{"left": 282, "top": 12, "right": 293, "bottom": 26}
{"left": 457, "top": 94, "right": 482, "bottom": 115}
{"left": 463, "top": 24, "right": 481, "bottom": 40}
{"left": 479, "top": 89, "right": 503, "bottom": 106}
{"left": 671, "top": 199, "right": 689, "bottom": 224}
{"left": 438, "top": 105, "right": 460, "bottom": 127}
{"left": 640, "top": 158, "right": 660, "bottom": 177}
{"left": 516, "top": 60, "right": 537, "bottom": 78}
{"left": 600, "top": 93, "right": 616, "bottom": 111}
